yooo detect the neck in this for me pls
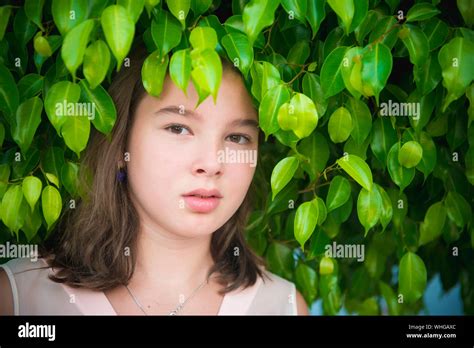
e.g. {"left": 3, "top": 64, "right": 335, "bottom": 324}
{"left": 132, "top": 221, "right": 215, "bottom": 290}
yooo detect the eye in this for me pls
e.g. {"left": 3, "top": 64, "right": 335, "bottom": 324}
{"left": 227, "top": 134, "right": 251, "bottom": 144}
{"left": 164, "top": 124, "right": 191, "bottom": 135}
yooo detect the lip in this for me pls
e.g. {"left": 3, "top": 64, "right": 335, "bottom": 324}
{"left": 182, "top": 188, "right": 223, "bottom": 213}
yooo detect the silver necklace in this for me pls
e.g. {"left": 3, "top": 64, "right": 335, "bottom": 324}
{"left": 125, "top": 278, "right": 208, "bottom": 315}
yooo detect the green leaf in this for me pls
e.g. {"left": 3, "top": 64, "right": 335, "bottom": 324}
{"left": 191, "top": 0, "right": 212, "bottom": 16}
{"left": 457, "top": 0, "right": 474, "bottom": 26}
{"left": 328, "top": 106, "right": 353, "bottom": 143}
{"left": 315, "top": 197, "right": 327, "bottom": 226}
{"left": 22, "top": 176, "right": 42, "bottom": 212}
{"left": 0, "top": 63, "right": 20, "bottom": 122}
{"left": 370, "top": 117, "right": 397, "bottom": 169}
{"left": 190, "top": 48, "right": 222, "bottom": 104}
{"left": 271, "top": 156, "right": 299, "bottom": 200}
{"left": 321, "top": 46, "right": 348, "bottom": 98}
{"left": 281, "top": 0, "right": 307, "bottom": 23}
{"left": 297, "top": 131, "right": 329, "bottom": 181}
{"left": 413, "top": 54, "right": 442, "bottom": 96}
{"left": 326, "top": 175, "right": 351, "bottom": 212}
{"left": 142, "top": 50, "right": 169, "bottom": 97}
{"left": 357, "top": 186, "right": 382, "bottom": 235}
{"left": 44, "top": 81, "right": 81, "bottom": 135}
{"left": 41, "top": 147, "right": 65, "bottom": 188}
{"left": 360, "top": 43, "right": 392, "bottom": 105}
{"left": 445, "top": 191, "right": 472, "bottom": 228}
{"left": 221, "top": 32, "right": 254, "bottom": 77}
{"left": 347, "top": 97, "right": 372, "bottom": 145}
{"left": 166, "top": 0, "right": 190, "bottom": 28}
{"left": 190, "top": 26, "right": 218, "bottom": 51}
{"left": 419, "top": 201, "right": 447, "bottom": 245}
{"left": 399, "top": 25, "right": 429, "bottom": 67}
{"left": 406, "top": 3, "right": 440, "bottom": 22}
{"left": 422, "top": 18, "right": 448, "bottom": 51}
{"left": 306, "top": 0, "right": 326, "bottom": 39}
{"left": 34, "top": 34, "right": 52, "bottom": 57}
{"left": 45, "top": 173, "right": 60, "bottom": 188}
{"left": 101, "top": 5, "right": 135, "bottom": 70}
{"left": 398, "top": 251, "right": 427, "bottom": 304}
{"left": 61, "top": 114, "right": 91, "bottom": 157}
{"left": 349, "top": 0, "right": 368, "bottom": 33}
{"left": 251, "top": 61, "right": 281, "bottom": 102}
{"left": 337, "top": 154, "right": 373, "bottom": 191}
{"left": 387, "top": 143, "right": 415, "bottom": 192}
{"left": 170, "top": 49, "right": 192, "bottom": 94}
{"left": 341, "top": 46, "right": 364, "bottom": 98}
{"left": 61, "top": 161, "right": 79, "bottom": 197}
{"left": 379, "top": 281, "right": 399, "bottom": 315}
{"left": 266, "top": 242, "right": 294, "bottom": 280}
{"left": 438, "top": 37, "right": 474, "bottom": 111}
{"left": 295, "top": 198, "right": 319, "bottom": 250}
{"left": 302, "top": 73, "right": 327, "bottom": 118}
{"left": 12, "top": 97, "right": 43, "bottom": 155}
{"left": 151, "top": 10, "right": 182, "bottom": 58}
{"left": 242, "top": 0, "right": 280, "bottom": 45}
{"left": 83, "top": 40, "right": 111, "bottom": 89}
{"left": 25, "top": 0, "right": 45, "bottom": 30}
{"left": 295, "top": 263, "right": 318, "bottom": 304}
{"left": 259, "top": 84, "right": 291, "bottom": 139}
{"left": 1, "top": 185, "right": 24, "bottom": 235}
{"left": 41, "top": 185, "right": 62, "bottom": 230}
{"left": 320, "top": 273, "right": 341, "bottom": 315}
{"left": 0, "top": 6, "right": 12, "bottom": 41}
{"left": 376, "top": 184, "right": 393, "bottom": 231}
{"left": 52, "top": 0, "right": 88, "bottom": 35}
{"left": 327, "top": 0, "right": 354, "bottom": 35}
{"left": 398, "top": 141, "right": 423, "bottom": 168}
{"left": 277, "top": 93, "right": 318, "bottom": 139}
{"left": 117, "top": 0, "right": 145, "bottom": 23}
{"left": 79, "top": 80, "right": 117, "bottom": 135}
{"left": 61, "top": 19, "right": 94, "bottom": 79}
{"left": 319, "top": 256, "right": 334, "bottom": 275}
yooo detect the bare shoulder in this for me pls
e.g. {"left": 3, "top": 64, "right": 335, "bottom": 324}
{"left": 0, "top": 267, "right": 14, "bottom": 315}
{"left": 295, "top": 289, "right": 309, "bottom": 315}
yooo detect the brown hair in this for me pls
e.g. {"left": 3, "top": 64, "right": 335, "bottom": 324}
{"left": 41, "top": 44, "right": 267, "bottom": 294}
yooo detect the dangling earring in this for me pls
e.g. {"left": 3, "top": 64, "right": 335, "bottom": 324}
{"left": 117, "top": 166, "right": 127, "bottom": 183}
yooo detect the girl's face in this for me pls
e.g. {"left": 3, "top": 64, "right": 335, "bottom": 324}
{"left": 126, "top": 69, "right": 259, "bottom": 238}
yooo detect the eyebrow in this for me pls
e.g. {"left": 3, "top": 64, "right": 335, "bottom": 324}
{"left": 155, "top": 105, "right": 259, "bottom": 129}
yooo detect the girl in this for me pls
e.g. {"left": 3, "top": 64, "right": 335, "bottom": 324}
{"left": 0, "top": 46, "right": 309, "bottom": 315}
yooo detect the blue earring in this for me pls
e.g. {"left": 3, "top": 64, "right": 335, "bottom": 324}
{"left": 117, "top": 167, "right": 127, "bottom": 183}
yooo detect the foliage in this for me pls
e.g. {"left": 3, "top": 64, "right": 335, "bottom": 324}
{"left": 0, "top": 0, "right": 473, "bottom": 314}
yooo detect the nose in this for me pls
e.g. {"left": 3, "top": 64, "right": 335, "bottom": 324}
{"left": 191, "top": 138, "right": 224, "bottom": 177}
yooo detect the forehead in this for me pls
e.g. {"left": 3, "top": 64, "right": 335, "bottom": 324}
{"left": 141, "top": 70, "right": 258, "bottom": 121}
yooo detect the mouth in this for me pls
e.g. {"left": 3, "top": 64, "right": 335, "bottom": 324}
{"left": 182, "top": 188, "right": 223, "bottom": 213}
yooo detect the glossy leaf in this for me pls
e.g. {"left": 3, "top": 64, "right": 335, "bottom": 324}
{"left": 357, "top": 186, "right": 382, "bottom": 235}
{"left": 142, "top": 51, "right": 169, "bottom": 97}
{"left": 387, "top": 143, "right": 415, "bottom": 192}
{"left": 170, "top": 49, "right": 192, "bottom": 94}
{"left": 61, "top": 19, "right": 94, "bottom": 78}
{"left": 398, "top": 252, "right": 427, "bottom": 304}
{"left": 271, "top": 156, "right": 299, "bottom": 200}
{"left": 0, "top": 185, "right": 24, "bottom": 234}
{"left": 328, "top": 107, "right": 353, "bottom": 143}
{"left": 221, "top": 32, "right": 253, "bottom": 77}
{"left": 44, "top": 81, "right": 81, "bottom": 135}
{"left": 277, "top": 93, "right": 318, "bottom": 139}
{"left": 190, "top": 26, "right": 218, "bottom": 51}
{"left": 242, "top": 0, "right": 280, "bottom": 45}
{"left": 326, "top": 175, "right": 351, "bottom": 212}
{"left": 398, "top": 141, "right": 423, "bottom": 168}
{"left": 295, "top": 199, "right": 319, "bottom": 250}
{"left": 337, "top": 154, "right": 373, "bottom": 191}
{"left": 419, "top": 202, "right": 447, "bottom": 245}
{"left": 51, "top": 0, "right": 88, "bottom": 35}
{"left": 445, "top": 191, "right": 472, "bottom": 228}
{"left": 321, "top": 46, "right": 348, "bottom": 98}
{"left": 0, "top": 63, "right": 19, "bottom": 121}
{"left": 166, "top": 0, "right": 190, "bottom": 28}
{"left": 190, "top": 48, "right": 222, "bottom": 104}
{"left": 101, "top": 5, "right": 135, "bottom": 70}
{"left": 406, "top": 3, "right": 440, "bottom": 22}
{"left": 83, "top": 40, "right": 111, "bottom": 89}
{"left": 306, "top": 0, "right": 326, "bottom": 39}
{"left": 117, "top": 0, "right": 145, "bottom": 23}
{"left": 259, "top": 84, "right": 291, "bottom": 139}
{"left": 79, "top": 80, "right": 117, "bottom": 135}
{"left": 22, "top": 176, "right": 42, "bottom": 211}
{"left": 41, "top": 185, "right": 62, "bottom": 230}
{"left": 12, "top": 97, "right": 43, "bottom": 155}
{"left": 360, "top": 43, "right": 392, "bottom": 105}
{"left": 327, "top": 0, "right": 354, "bottom": 35}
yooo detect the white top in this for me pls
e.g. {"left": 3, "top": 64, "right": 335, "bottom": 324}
{"left": 1, "top": 257, "right": 297, "bottom": 315}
